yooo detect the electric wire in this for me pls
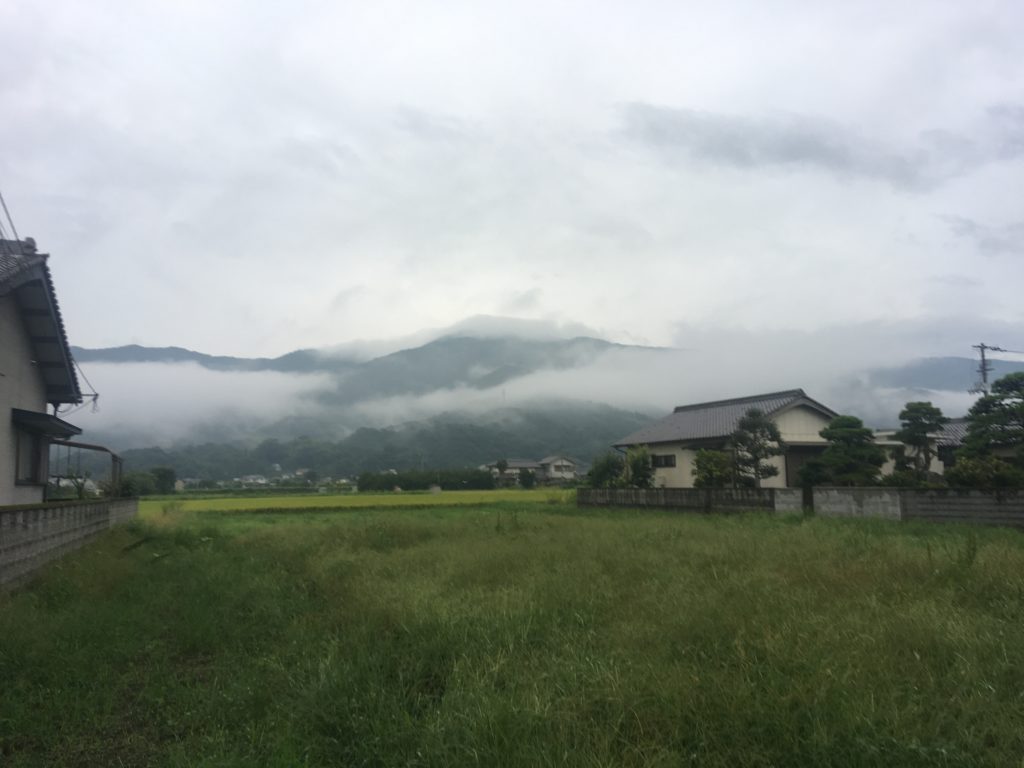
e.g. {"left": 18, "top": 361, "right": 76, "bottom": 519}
{"left": 0, "top": 188, "right": 21, "bottom": 242}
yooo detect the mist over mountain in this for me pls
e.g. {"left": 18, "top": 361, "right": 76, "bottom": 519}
{"left": 71, "top": 344, "right": 357, "bottom": 374}
{"left": 74, "top": 334, "right": 646, "bottom": 409}
{"left": 68, "top": 327, "right": 672, "bottom": 465}
{"left": 867, "top": 357, "right": 1024, "bottom": 393}
{"left": 65, "top": 317, "right": 1024, "bottom": 477}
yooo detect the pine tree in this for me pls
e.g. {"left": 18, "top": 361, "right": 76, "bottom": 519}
{"left": 731, "top": 408, "right": 784, "bottom": 488}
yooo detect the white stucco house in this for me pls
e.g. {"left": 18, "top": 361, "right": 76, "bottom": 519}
{"left": 538, "top": 455, "right": 577, "bottom": 482}
{"left": 614, "top": 389, "right": 839, "bottom": 489}
{"left": 1, "top": 239, "right": 84, "bottom": 505}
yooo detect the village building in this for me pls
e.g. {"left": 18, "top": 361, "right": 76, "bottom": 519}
{"left": 482, "top": 456, "right": 579, "bottom": 485}
{"left": 0, "top": 239, "right": 84, "bottom": 505}
{"left": 538, "top": 455, "right": 578, "bottom": 482}
{"left": 614, "top": 389, "right": 839, "bottom": 489}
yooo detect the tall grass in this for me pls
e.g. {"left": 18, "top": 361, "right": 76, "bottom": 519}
{"left": 2, "top": 503, "right": 1023, "bottom": 766}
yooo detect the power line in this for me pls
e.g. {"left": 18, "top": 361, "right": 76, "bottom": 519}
{"left": 0, "top": 188, "right": 21, "bottom": 243}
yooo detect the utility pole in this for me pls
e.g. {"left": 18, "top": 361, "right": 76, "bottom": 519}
{"left": 969, "top": 344, "right": 996, "bottom": 395}
{"left": 969, "top": 343, "right": 1024, "bottom": 395}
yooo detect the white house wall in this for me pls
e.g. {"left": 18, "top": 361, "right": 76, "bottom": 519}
{"left": 0, "top": 294, "right": 48, "bottom": 506}
{"left": 651, "top": 446, "right": 698, "bottom": 488}
{"left": 773, "top": 405, "right": 833, "bottom": 444}
{"left": 879, "top": 445, "right": 947, "bottom": 476}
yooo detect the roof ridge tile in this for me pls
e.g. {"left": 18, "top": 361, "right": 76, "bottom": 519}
{"left": 672, "top": 389, "right": 805, "bottom": 413}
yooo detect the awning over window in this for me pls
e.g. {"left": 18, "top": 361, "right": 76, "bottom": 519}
{"left": 11, "top": 408, "right": 82, "bottom": 438}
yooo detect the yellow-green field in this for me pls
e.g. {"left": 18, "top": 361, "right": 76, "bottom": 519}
{"left": 139, "top": 488, "right": 563, "bottom": 516}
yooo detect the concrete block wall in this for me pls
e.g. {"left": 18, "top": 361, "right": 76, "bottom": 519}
{"left": 0, "top": 498, "right": 138, "bottom": 588}
{"left": 812, "top": 488, "right": 902, "bottom": 520}
{"left": 577, "top": 487, "right": 777, "bottom": 511}
{"left": 578, "top": 486, "right": 1024, "bottom": 530}
{"left": 773, "top": 489, "right": 805, "bottom": 515}
{"left": 902, "top": 489, "right": 1024, "bottom": 528}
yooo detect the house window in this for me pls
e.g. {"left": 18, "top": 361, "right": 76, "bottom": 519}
{"left": 15, "top": 429, "right": 45, "bottom": 484}
{"left": 651, "top": 454, "right": 676, "bottom": 468}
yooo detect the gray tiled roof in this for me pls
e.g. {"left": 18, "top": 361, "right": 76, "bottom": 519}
{"left": 936, "top": 418, "right": 969, "bottom": 446}
{"left": 615, "top": 389, "right": 836, "bottom": 447}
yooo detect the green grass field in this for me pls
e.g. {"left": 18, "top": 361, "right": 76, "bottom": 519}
{"left": 2, "top": 494, "right": 1024, "bottom": 766}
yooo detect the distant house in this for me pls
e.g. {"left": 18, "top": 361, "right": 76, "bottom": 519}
{"left": 483, "top": 459, "right": 541, "bottom": 484}
{"left": 873, "top": 426, "right": 950, "bottom": 477}
{"left": 238, "top": 474, "right": 269, "bottom": 487}
{"left": 1, "top": 239, "right": 84, "bottom": 505}
{"left": 538, "top": 455, "right": 577, "bottom": 482}
{"left": 614, "top": 389, "right": 839, "bottom": 488}
{"left": 484, "top": 456, "right": 579, "bottom": 485}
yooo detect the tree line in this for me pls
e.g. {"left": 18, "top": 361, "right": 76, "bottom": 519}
{"left": 355, "top": 469, "right": 496, "bottom": 492}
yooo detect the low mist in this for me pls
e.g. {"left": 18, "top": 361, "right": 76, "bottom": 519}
{"left": 66, "top": 316, "right": 1009, "bottom": 450}
{"left": 69, "top": 363, "right": 335, "bottom": 449}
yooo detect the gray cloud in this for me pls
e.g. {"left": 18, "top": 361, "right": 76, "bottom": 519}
{"left": 394, "top": 107, "right": 478, "bottom": 144}
{"left": 987, "top": 103, "right": 1024, "bottom": 159}
{"left": 942, "top": 215, "right": 1024, "bottom": 256}
{"left": 1, "top": 2, "right": 1023, "bottom": 357}
{"left": 499, "top": 288, "right": 542, "bottom": 313}
{"left": 621, "top": 103, "right": 1018, "bottom": 190}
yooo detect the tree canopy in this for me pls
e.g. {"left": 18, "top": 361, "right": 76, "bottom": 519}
{"left": 893, "top": 401, "right": 948, "bottom": 478}
{"left": 944, "top": 455, "right": 1024, "bottom": 489}
{"left": 731, "top": 408, "right": 783, "bottom": 487}
{"left": 622, "top": 446, "right": 655, "bottom": 489}
{"left": 586, "top": 452, "right": 626, "bottom": 488}
{"left": 692, "top": 449, "right": 733, "bottom": 489}
{"left": 818, "top": 415, "right": 887, "bottom": 486}
{"left": 962, "top": 372, "right": 1024, "bottom": 461}
{"left": 586, "top": 447, "right": 653, "bottom": 489}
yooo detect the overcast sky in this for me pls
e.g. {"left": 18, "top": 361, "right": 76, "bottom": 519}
{"left": 2, "top": 0, "right": 1022, "bottom": 358}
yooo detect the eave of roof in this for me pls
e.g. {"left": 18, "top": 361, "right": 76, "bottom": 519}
{"left": 12, "top": 408, "right": 82, "bottom": 438}
{"left": 1, "top": 241, "right": 82, "bottom": 405}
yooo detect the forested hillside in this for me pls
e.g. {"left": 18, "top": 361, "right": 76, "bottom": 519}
{"left": 111, "top": 403, "right": 653, "bottom": 480}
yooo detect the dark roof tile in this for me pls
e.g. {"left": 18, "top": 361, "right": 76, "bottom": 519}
{"left": 615, "top": 389, "right": 836, "bottom": 446}
{"left": 936, "top": 418, "right": 969, "bottom": 447}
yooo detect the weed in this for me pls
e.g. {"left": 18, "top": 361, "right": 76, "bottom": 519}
{"left": 161, "top": 499, "right": 185, "bottom": 515}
